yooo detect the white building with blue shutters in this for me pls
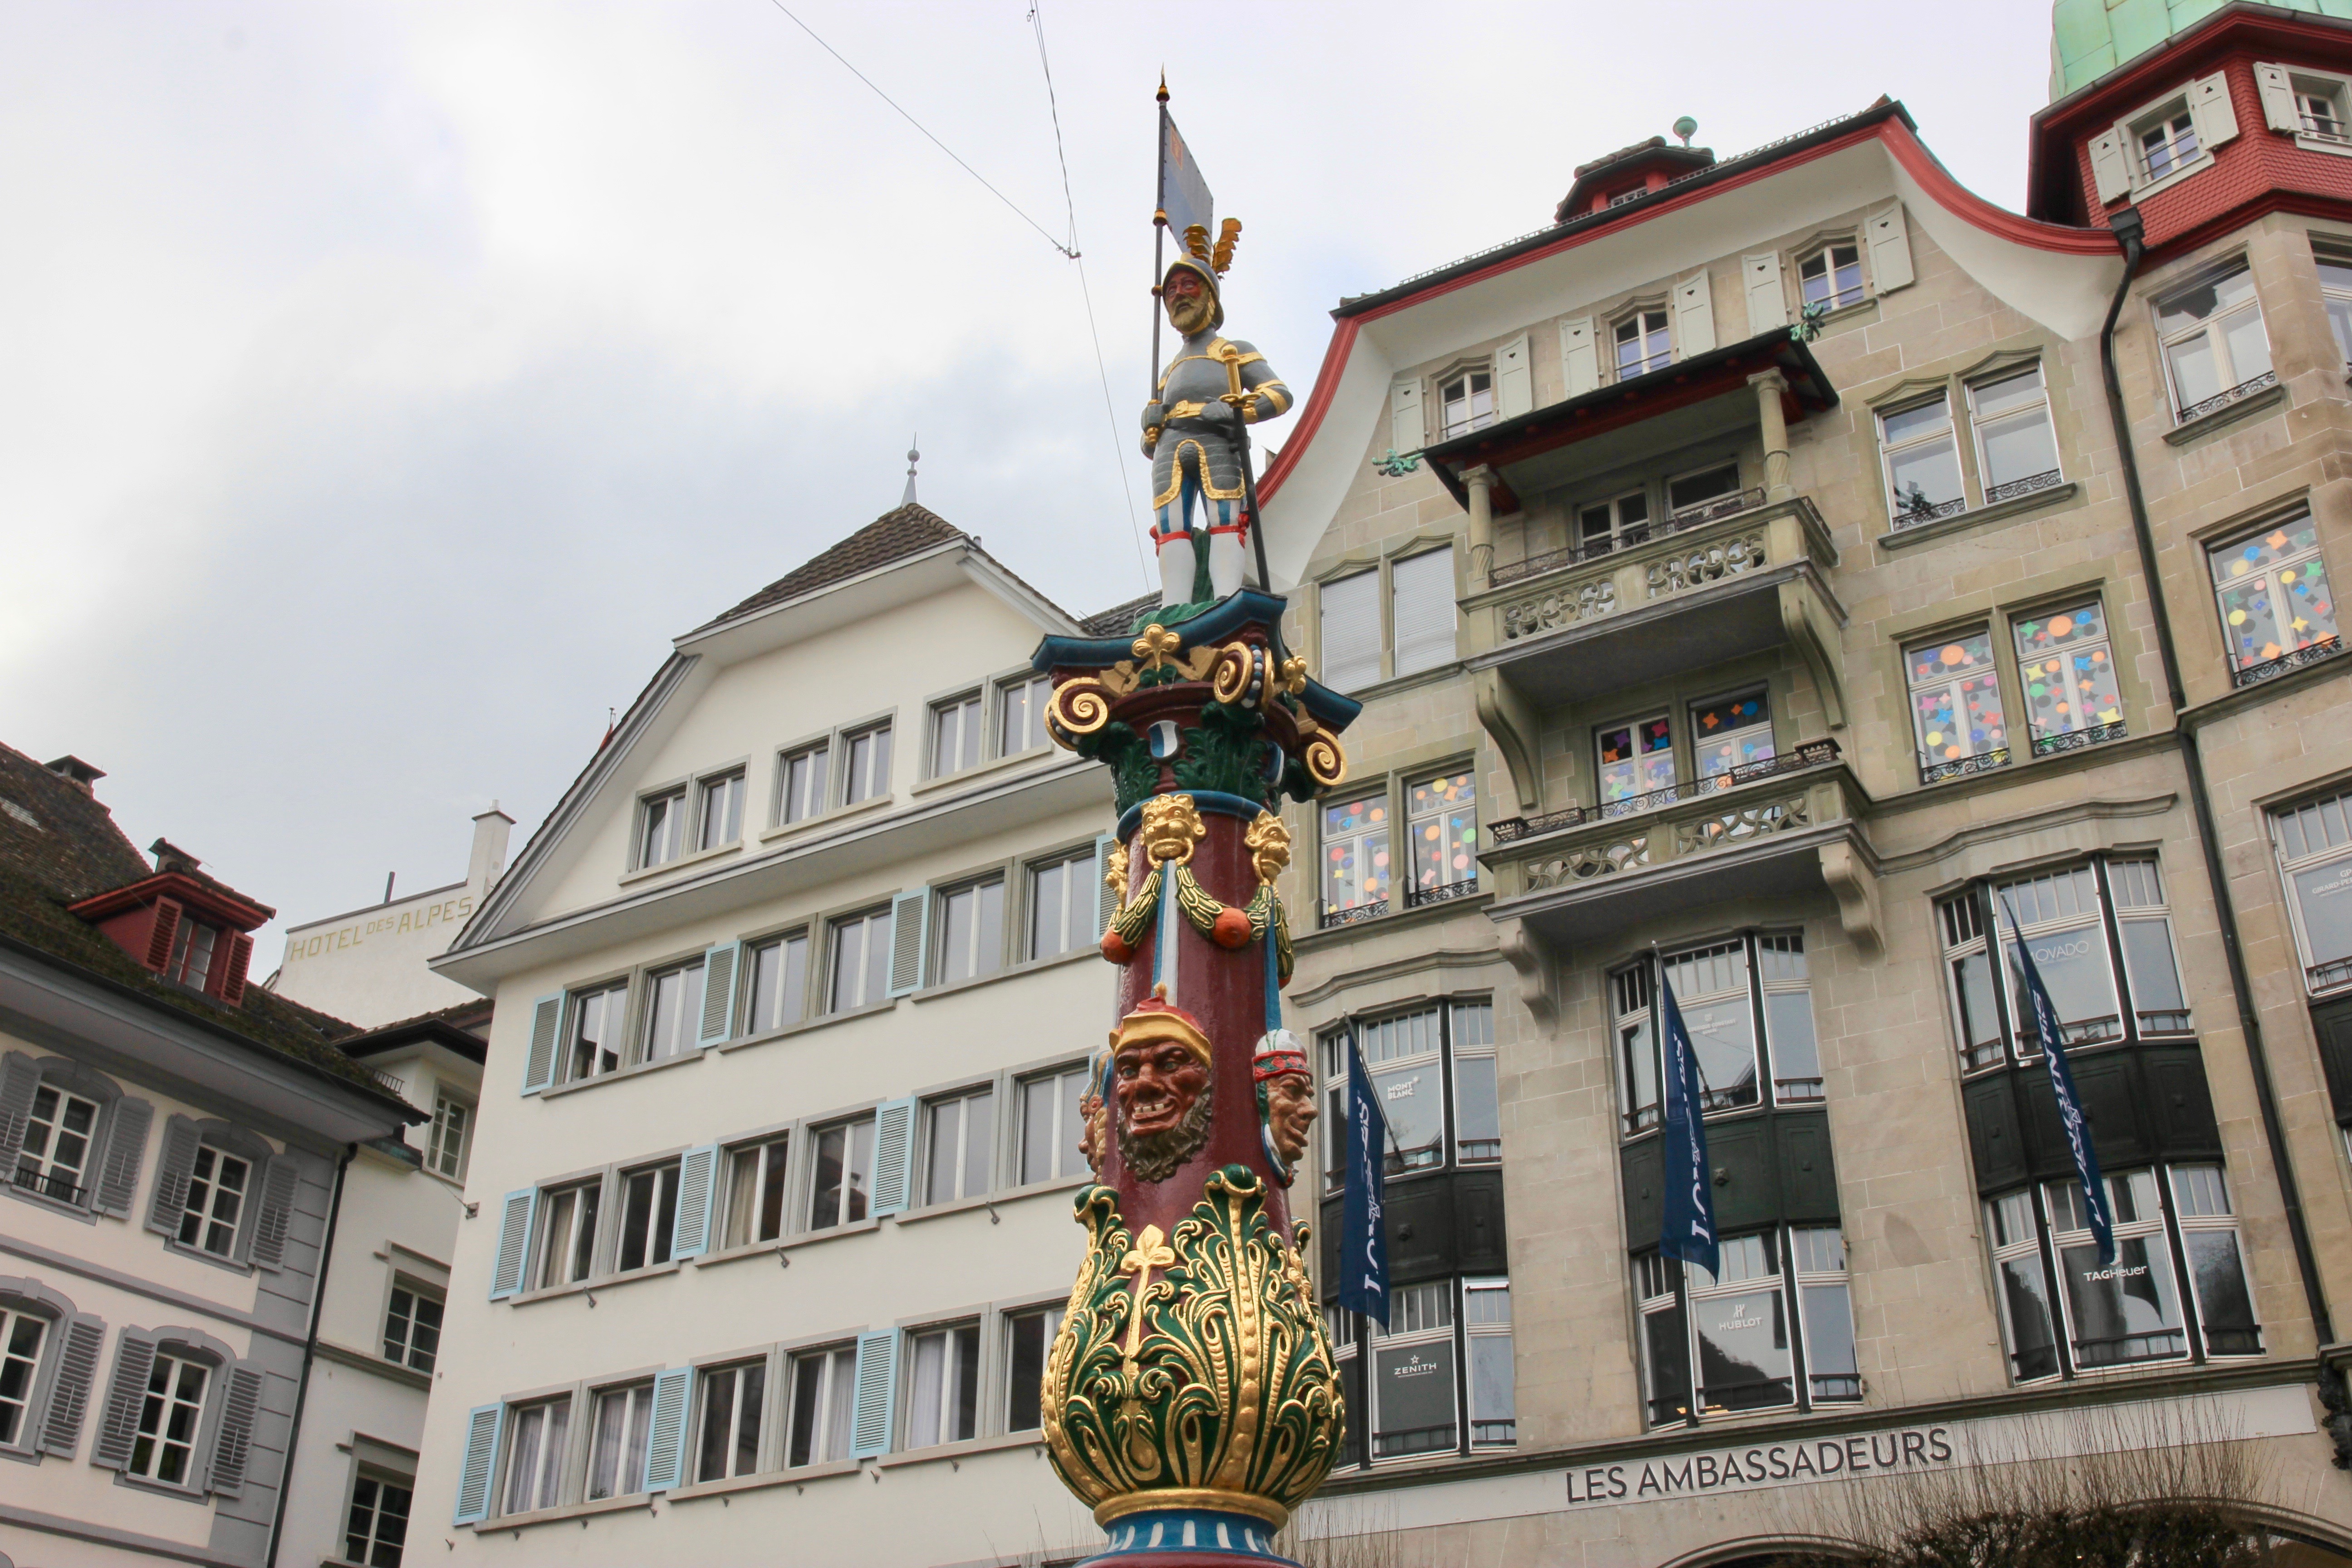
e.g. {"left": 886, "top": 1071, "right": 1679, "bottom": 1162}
{"left": 416, "top": 504, "right": 1139, "bottom": 1565}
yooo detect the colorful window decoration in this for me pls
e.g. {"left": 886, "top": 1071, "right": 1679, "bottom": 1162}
{"left": 1906, "top": 631, "right": 2009, "bottom": 779}
{"left": 1322, "top": 791, "right": 1390, "bottom": 916}
{"left": 1690, "top": 694, "right": 1773, "bottom": 785}
{"left": 2013, "top": 603, "right": 2123, "bottom": 748}
{"left": 1409, "top": 772, "right": 1478, "bottom": 895}
{"left": 1598, "top": 716, "right": 1676, "bottom": 814}
{"left": 2207, "top": 517, "right": 2337, "bottom": 676}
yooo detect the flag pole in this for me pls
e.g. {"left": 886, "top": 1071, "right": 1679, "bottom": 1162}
{"left": 1150, "top": 74, "right": 1169, "bottom": 402}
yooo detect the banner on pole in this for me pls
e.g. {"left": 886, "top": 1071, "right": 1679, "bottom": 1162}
{"left": 1338, "top": 1033, "right": 1389, "bottom": 1327}
{"left": 2002, "top": 896, "right": 2115, "bottom": 1264}
{"left": 1159, "top": 109, "right": 1214, "bottom": 252}
{"left": 1657, "top": 959, "right": 1720, "bottom": 1278}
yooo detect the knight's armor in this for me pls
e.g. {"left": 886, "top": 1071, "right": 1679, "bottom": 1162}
{"left": 1140, "top": 249, "right": 1291, "bottom": 606}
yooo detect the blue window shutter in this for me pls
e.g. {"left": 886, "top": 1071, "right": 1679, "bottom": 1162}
{"left": 697, "top": 942, "right": 741, "bottom": 1047}
{"left": 849, "top": 1330, "right": 898, "bottom": 1458}
{"left": 453, "top": 1403, "right": 503, "bottom": 1524}
{"left": 886, "top": 890, "right": 929, "bottom": 996}
{"left": 1093, "top": 833, "right": 1121, "bottom": 937}
{"left": 642, "top": 1368, "right": 693, "bottom": 1492}
{"left": 522, "top": 993, "right": 562, "bottom": 1094}
{"left": 869, "top": 1098, "right": 917, "bottom": 1217}
{"left": 671, "top": 1144, "right": 720, "bottom": 1260}
{"left": 489, "top": 1189, "right": 536, "bottom": 1300}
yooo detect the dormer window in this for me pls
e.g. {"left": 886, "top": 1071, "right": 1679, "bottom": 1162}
{"left": 1799, "top": 243, "right": 1863, "bottom": 313}
{"left": 2090, "top": 75, "right": 2236, "bottom": 205}
{"left": 2301, "top": 85, "right": 2348, "bottom": 141}
{"left": 1439, "top": 369, "right": 1494, "bottom": 439}
{"left": 164, "top": 915, "right": 220, "bottom": 989}
{"left": 2140, "top": 105, "right": 2200, "bottom": 180}
{"left": 1614, "top": 309, "right": 1670, "bottom": 379}
{"left": 69, "top": 857, "right": 265, "bottom": 1005}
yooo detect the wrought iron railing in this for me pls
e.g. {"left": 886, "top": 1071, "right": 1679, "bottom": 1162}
{"left": 1960, "top": 1040, "right": 2005, "bottom": 1072}
{"left": 1984, "top": 467, "right": 2065, "bottom": 505}
{"left": 1486, "top": 489, "right": 1766, "bottom": 588}
{"left": 1406, "top": 879, "right": 1482, "bottom": 910}
{"left": 11, "top": 1164, "right": 87, "bottom": 1207}
{"left": 1774, "top": 1077, "right": 1825, "bottom": 1104}
{"left": 1488, "top": 739, "right": 1841, "bottom": 843}
{"left": 2310, "top": 956, "right": 2352, "bottom": 994}
{"left": 2303, "top": 113, "right": 2351, "bottom": 142}
{"left": 2030, "top": 719, "right": 2128, "bottom": 757}
{"left": 1891, "top": 493, "right": 1968, "bottom": 529}
{"left": 1920, "top": 745, "right": 2010, "bottom": 786}
{"left": 1456, "top": 1138, "right": 1502, "bottom": 1163}
{"left": 1809, "top": 1373, "right": 1863, "bottom": 1401}
{"left": 2206, "top": 1326, "right": 2264, "bottom": 1357}
{"left": 2072, "top": 1329, "right": 2187, "bottom": 1368}
{"left": 1804, "top": 284, "right": 1866, "bottom": 313}
{"left": 2138, "top": 1009, "right": 2194, "bottom": 1036}
{"left": 2232, "top": 636, "right": 2343, "bottom": 689}
{"left": 2175, "top": 369, "right": 2278, "bottom": 425}
{"left": 1622, "top": 1105, "right": 1662, "bottom": 1136}
{"left": 1319, "top": 900, "right": 1389, "bottom": 931}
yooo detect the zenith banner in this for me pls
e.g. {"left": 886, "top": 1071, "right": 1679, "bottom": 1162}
{"left": 1338, "top": 1032, "right": 1390, "bottom": 1327}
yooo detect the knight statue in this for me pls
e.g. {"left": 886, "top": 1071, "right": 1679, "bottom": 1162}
{"left": 1140, "top": 222, "right": 1292, "bottom": 608}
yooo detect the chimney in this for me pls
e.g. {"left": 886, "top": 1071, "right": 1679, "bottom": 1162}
{"left": 149, "top": 838, "right": 202, "bottom": 875}
{"left": 44, "top": 756, "right": 104, "bottom": 796}
{"left": 467, "top": 804, "right": 514, "bottom": 892}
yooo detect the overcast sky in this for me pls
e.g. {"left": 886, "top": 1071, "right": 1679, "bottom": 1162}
{"left": 0, "top": 0, "right": 2056, "bottom": 979}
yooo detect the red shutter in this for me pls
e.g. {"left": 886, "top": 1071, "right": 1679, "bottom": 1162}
{"left": 218, "top": 933, "right": 255, "bottom": 1004}
{"left": 144, "top": 900, "right": 183, "bottom": 972}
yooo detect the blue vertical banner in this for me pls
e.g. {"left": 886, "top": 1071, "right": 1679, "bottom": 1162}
{"left": 2002, "top": 896, "right": 2115, "bottom": 1265}
{"left": 1158, "top": 108, "right": 1214, "bottom": 249}
{"left": 1656, "top": 960, "right": 1720, "bottom": 1277}
{"left": 1338, "top": 1034, "right": 1390, "bottom": 1327}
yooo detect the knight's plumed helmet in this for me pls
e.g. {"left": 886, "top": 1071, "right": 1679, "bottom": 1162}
{"left": 1108, "top": 989, "right": 1213, "bottom": 1066}
{"left": 1252, "top": 1029, "right": 1309, "bottom": 1084}
{"left": 1162, "top": 217, "right": 1240, "bottom": 333}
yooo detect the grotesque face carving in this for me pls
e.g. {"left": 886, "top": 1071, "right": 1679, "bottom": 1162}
{"left": 1115, "top": 1035, "right": 1213, "bottom": 1183}
{"left": 1262, "top": 1073, "right": 1318, "bottom": 1176}
{"left": 1162, "top": 266, "right": 1215, "bottom": 336}
{"left": 1078, "top": 1086, "right": 1105, "bottom": 1176}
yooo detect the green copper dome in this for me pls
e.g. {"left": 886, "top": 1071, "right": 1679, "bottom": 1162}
{"left": 2051, "top": 0, "right": 2352, "bottom": 99}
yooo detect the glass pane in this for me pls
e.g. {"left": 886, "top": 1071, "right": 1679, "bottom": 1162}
{"left": 1802, "top": 1281, "right": 1860, "bottom": 1399}
{"left": 1881, "top": 398, "right": 1951, "bottom": 445}
{"left": 1469, "top": 1333, "right": 1515, "bottom": 1442}
{"left": 964, "top": 1092, "right": 994, "bottom": 1197}
{"left": 2297, "top": 857, "right": 2352, "bottom": 968}
{"left": 1887, "top": 432, "right": 1963, "bottom": 516}
{"left": 2210, "top": 516, "right": 2321, "bottom": 585}
{"left": 1408, "top": 771, "right": 1477, "bottom": 892}
{"left": 1622, "top": 1021, "right": 1659, "bottom": 1128}
{"left": 696, "top": 1369, "right": 735, "bottom": 1482}
{"left": 909, "top": 1333, "right": 944, "bottom": 1448}
{"left": 1372, "top": 1342, "right": 1457, "bottom": 1456}
{"left": 2185, "top": 1230, "right": 2261, "bottom": 1353}
{"left": 1693, "top": 1285, "right": 1791, "bottom": 1412}
{"left": 1372, "top": 1060, "right": 1445, "bottom": 1174}
{"left": 1979, "top": 407, "right": 2059, "bottom": 489}
{"left": 1599, "top": 716, "right": 1676, "bottom": 808}
{"left": 2166, "top": 331, "right": 2222, "bottom": 408}
{"left": 2120, "top": 918, "right": 2186, "bottom": 1022}
{"left": 1667, "top": 463, "right": 1740, "bottom": 512}
{"left": 2004, "top": 924, "right": 2120, "bottom": 1043}
{"left": 1690, "top": 693, "right": 1772, "bottom": 782}
{"left": 2330, "top": 296, "right": 2352, "bottom": 365}
{"left": 1999, "top": 1254, "right": 2062, "bottom": 1379}
{"left": 1454, "top": 1055, "right": 1500, "bottom": 1161}
{"left": 1029, "top": 860, "right": 1066, "bottom": 958}
{"left": 926, "top": 1100, "right": 962, "bottom": 1206}
{"left": 1642, "top": 1301, "right": 1689, "bottom": 1424}
{"left": 1680, "top": 995, "right": 1758, "bottom": 1111}
{"left": 2220, "top": 304, "right": 2273, "bottom": 384}
{"left": 1764, "top": 991, "right": 1820, "bottom": 1087}
{"left": 2156, "top": 265, "right": 2251, "bottom": 334}
{"left": 2060, "top": 1235, "right": 2185, "bottom": 1366}
{"left": 1971, "top": 363, "right": 2045, "bottom": 420}
{"left": 938, "top": 888, "right": 974, "bottom": 984}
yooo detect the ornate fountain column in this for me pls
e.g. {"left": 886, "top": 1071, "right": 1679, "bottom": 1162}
{"left": 1030, "top": 591, "right": 1360, "bottom": 1567}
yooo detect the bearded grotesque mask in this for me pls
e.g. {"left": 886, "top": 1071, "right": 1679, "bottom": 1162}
{"left": 1110, "top": 1001, "right": 1215, "bottom": 1184}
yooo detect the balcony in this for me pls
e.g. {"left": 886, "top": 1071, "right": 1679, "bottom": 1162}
{"left": 1480, "top": 745, "right": 1880, "bottom": 952}
{"left": 1463, "top": 493, "right": 1847, "bottom": 717}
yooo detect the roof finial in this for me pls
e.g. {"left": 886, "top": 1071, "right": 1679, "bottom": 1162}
{"left": 902, "top": 436, "right": 921, "bottom": 507}
{"left": 1157, "top": 69, "right": 1168, "bottom": 104}
{"left": 1673, "top": 115, "right": 1698, "bottom": 147}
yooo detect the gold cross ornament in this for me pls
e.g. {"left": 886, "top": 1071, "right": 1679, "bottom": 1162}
{"left": 1117, "top": 1224, "right": 1176, "bottom": 1361}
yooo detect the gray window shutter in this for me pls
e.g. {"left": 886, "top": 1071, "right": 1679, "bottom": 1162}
{"left": 0, "top": 1053, "right": 39, "bottom": 1173}
{"left": 1865, "top": 202, "right": 1915, "bottom": 294}
{"left": 886, "top": 890, "right": 929, "bottom": 997}
{"left": 1743, "top": 253, "right": 1788, "bottom": 334}
{"left": 1390, "top": 548, "right": 1458, "bottom": 679}
{"left": 522, "top": 993, "right": 562, "bottom": 1094}
{"left": 697, "top": 943, "right": 740, "bottom": 1047}
{"left": 39, "top": 1313, "right": 107, "bottom": 1457}
{"left": 1388, "top": 377, "right": 1424, "bottom": 454}
{"left": 670, "top": 1144, "right": 719, "bottom": 1260}
{"left": 91, "top": 1330, "right": 157, "bottom": 1470}
{"left": 1673, "top": 271, "right": 1716, "bottom": 356}
{"left": 489, "top": 1189, "right": 536, "bottom": 1300}
{"left": 248, "top": 1156, "right": 300, "bottom": 1270}
{"left": 641, "top": 1367, "right": 692, "bottom": 1492}
{"left": 2089, "top": 127, "right": 2131, "bottom": 203}
{"left": 2256, "top": 63, "right": 2300, "bottom": 132}
{"left": 849, "top": 1329, "right": 897, "bottom": 1458}
{"left": 208, "top": 1362, "right": 264, "bottom": 1497}
{"left": 93, "top": 1096, "right": 152, "bottom": 1217}
{"left": 1494, "top": 334, "right": 1532, "bottom": 418}
{"left": 2191, "top": 70, "right": 2240, "bottom": 151}
{"left": 1558, "top": 316, "right": 1598, "bottom": 397}
{"left": 145, "top": 1117, "right": 201, "bottom": 1237}
{"left": 1318, "top": 568, "right": 1382, "bottom": 692}
{"left": 869, "top": 1098, "right": 917, "bottom": 1217}
{"left": 1094, "top": 833, "right": 1122, "bottom": 939}
{"left": 452, "top": 1403, "right": 503, "bottom": 1524}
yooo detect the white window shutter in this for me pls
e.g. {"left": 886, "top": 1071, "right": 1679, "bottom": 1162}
{"left": 522, "top": 993, "right": 562, "bottom": 1094}
{"left": 1390, "top": 548, "right": 1458, "bottom": 679}
{"left": 1389, "top": 378, "right": 1424, "bottom": 453}
{"left": 641, "top": 1368, "right": 693, "bottom": 1492}
{"left": 850, "top": 1329, "right": 898, "bottom": 1458}
{"left": 208, "top": 1363, "right": 264, "bottom": 1497}
{"left": 39, "top": 1313, "right": 107, "bottom": 1456}
{"left": 1558, "top": 315, "right": 1598, "bottom": 396}
{"left": 1865, "top": 203, "right": 1915, "bottom": 294}
{"left": 2256, "top": 63, "right": 2300, "bottom": 132}
{"left": 1672, "top": 271, "right": 1716, "bottom": 355}
{"left": 671, "top": 1144, "right": 719, "bottom": 1259}
{"left": 2191, "top": 71, "right": 2240, "bottom": 150}
{"left": 452, "top": 1404, "right": 504, "bottom": 1524}
{"left": 2089, "top": 128, "right": 2132, "bottom": 204}
{"left": 869, "top": 1097, "right": 917, "bottom": 1216}
{"left": 1318, "top": 569, "right": 1383, "bottom": 692}
{"left": 697, "top": 943, "right": 740, "bottom": 1047}
{"left": 887, "top": 890, "right": 929, "bottom": 996}
{"left": 1494, "top": 334, "right": 1532, "bottom": 418}
{"left": 1093, "top": 833, "right": 1122, "bottom": 938}
{"left": 489, "top": 1188, "right": 536, "bottom": 1300}
{"left": 1743, "top": 253, "right": 1788, "bottom": 334}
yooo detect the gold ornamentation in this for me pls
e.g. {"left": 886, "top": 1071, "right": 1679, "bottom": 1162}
{"left": 1046, "top": 680, "right": 1113, "bottom": 745}
{"left": 1132, "top": 624, "right": 1183, "bottom": 672}
{"left": 1301, "top": 731, "right": 1348, "bottom": 789}
{"left": 1138, "top": 794, "right": 1206, "bottom": 866}
{"left": 1117, "top": 1225, "right": 1176, "bottom": 1362}
{"left": 1276, "top": 656, "right": 1308, "bottom": 697}
{"left": 1208, "top": 642, "right": 1256, "bottom": 706}
{"left": 1103, "top": 839, "right": 1130, "bottom": 902}
{"left": 1043, "top": 1171, "right": 1340, "bottom": 1531}
{"left": 1245, "top": 811, "right": 1291, "bottom": 885}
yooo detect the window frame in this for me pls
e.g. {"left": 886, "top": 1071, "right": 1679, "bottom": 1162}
{"left": 1318, "top": 995, "right": 1500, "bottom": 1182}
{"left": 529, "top": 1176, "right": 606, "bottom": 1292}
{"left": 1797, "top": 238, "right": 1865, "bottom": 314}
{"left": 381, "top": 1275, "right": 445, "bottom": 1373}
{"left": 900, "top": 1317, "right": 983, "bottom": 1450}
{"left": 783, "top": 1340, "right": 859, "bottom": 1469}
{"left": 1632, "top": 1224, "right": 1857, "bottom": 1429}
{"left": 1024, "top": 844, "right": 1100, "bottom": 963}
{"left": 633, "top": 784, "right": 690, "bottom": 872}
{"left": 1608, "top": 930, "right": 1824, "bottom": 1139}
{"left": 773, "top": 735, "right": 833, "bottom": 829}
{"left": 1320, "top": 1273, "right": 1516, "bottom": 1468}
{"left": 1002, "top": 1302, "right": 1065, "bottom": 1435}
{"left": 838, "top": 719, "right": 895, "bottom": 808}
{"left": 1435, "top": 362, "right": 1496, "bottom": 441}
{"left": 634, "top": 953, "right": 708, "bottom": 1068}
{"left": 690, "top": 1354, "right": 772, "bottom": 1485}
{"left": 930, "top": 873, "right": 1008, "bottom": 988}
{"left": 740, "top": 925, "right": 813, "bottom": 1037}
{"left": 2317, "top": 249, "right": 2352, "bottom": 368}
{"left": 2132, "top": 95, "right": 2204, "bottom": 185}
{"left": 926, "top": 689, "right": 985, "bottom": 780}
{"left": 918, "top": 1083, "right": 998, "bottom": 1209}
{"left": 1310, "top": 535, "right": 1460, "bottom": 695}
{"left": 342, "top": 1462, "right": 415, "bottom": 1568}
{"left": 823, "top": 905, "right": 895, "bottom": 1015}
{"left": 2009, "top": 597, "right": 2127, "bottom": 756}
{"left": 1013, "top": 1059, "right": 1093, "bottom": 1190}
{"left": 559, "top": 978, "right": 632, "bottom": 1086}
{"left": 996, "top": 671, "right": 1055, "bottom": 760}
{"left": 719, "top": 1131, "right": 794, "bottom": 1252}
{"left": 426, "top": 1089, "right": 472, "bottom": 1182}
{"left": 15, "top": 1077, "right": 105, "bottom": 1209}
{"left": 584, "top": 1377, "right": 658, "bottom": 1501}
{"left": 497, "top": 1391, "right": 578, "bottom": 1517}
{"left": 1612, "top": 303, "right": 1672, "bottom": 381}
{"left": 1965, "top": 360, "right": 2063, "bottom": 506}
{"left": 2151, "top": 257, "right": 2274, "bottom": 424}
{"left": 693, "top": 765, "right": 748, "bottom": 854}
{"left": 2204, "top": 510, "right": 2341, "bottom": 686}
{"left": 2270, "top": 786, "right": 2352, "bottom": 995}
{"left": 804, "top": 1111, "right": 879, "bottom": 1233}
{"left": 1877, "top": 389, "right": 1967, "bottom": 527}
{"left": 1904, "top": 625, "right": 2015, "bottom": 785}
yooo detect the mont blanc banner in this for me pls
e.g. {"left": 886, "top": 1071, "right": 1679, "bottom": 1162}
{"left": 1337, "top": 1032, "right": 1390, "bottom": 1327}
{"left": 2002, "top": 894, "right": 2115, "bottom": 1264}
